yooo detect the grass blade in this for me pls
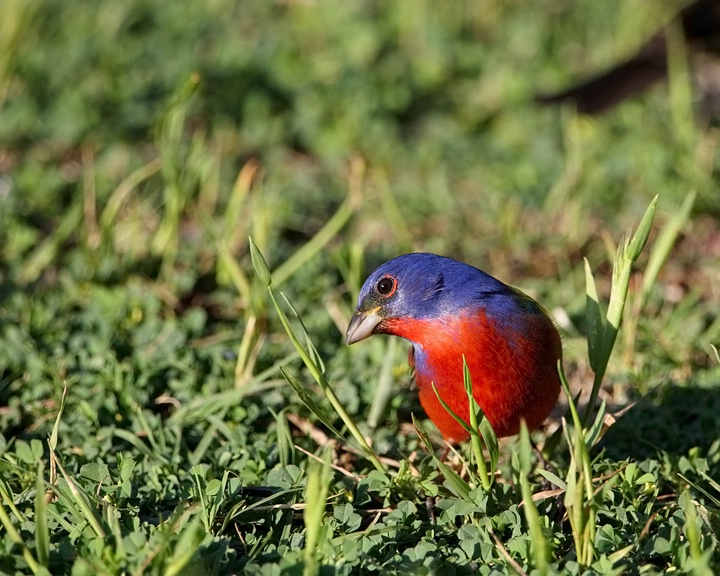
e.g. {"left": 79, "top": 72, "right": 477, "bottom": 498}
{"left": 0, "top": 498, "right": 42, "bottom": 574}
{"left": 280, "top": 368, "right": 345, "bottom": 440}
{"left": 52, "top": 454, "right": 107, "bottom": 539}
{"left": 303, "top": 447, "right": 333, "bottom": 576}
{"left": 584, "top": 258, "right": 604, "bottom": 373}
{"left": 35, "top": 462, "right": 49, "bottom": 569}
{"left": 413, "top": 415, "right": 471, "bottom": 500}
{"left": 165, "top": 520, "right": 204, "bottom": 576}
{"left": 641, "top": 190, "right": 695, "bottom": 306}
{"left": 584, "top": 196, "right": 657, "bottom": 426}
{"left": 249, "top": 237, "right": 386, "bottom": 474}
{"left": 518, "top": 421, "right": 549, "bottom": 574}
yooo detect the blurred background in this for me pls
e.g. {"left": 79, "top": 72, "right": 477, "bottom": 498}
{"left": 2, "top": 0, "right": 720, "bottom": 446}
{"left": 2, "top": 0, "right": 720, "bottom": 572}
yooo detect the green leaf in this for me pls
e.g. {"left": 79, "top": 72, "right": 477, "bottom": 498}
{"left": 205, "top": 479, "right": 222, "bottom": 497}
{"left": 303, "top": 447, "right": 333, "bottom": 575}
{"left": 479, "top": 416, "right": 499, "bottom": 482}
{"left": 641, "top": 191, "right": 695, "bottom": 304}
{"left": 280, "top": 368, "right": 344, "bottom": 441}
{"left": 413, "top": 415, "right": 471, "bottom": 500}
{"left": 119, "top": 458, "right": 136, "bottom": 482}
{"left": 48, "top": 383, "right": 67, "bottom": 452}
{"left": 537, "top": 468, "right": 567, "bottom": 490}
{"left": 627, "top": 194, "right": 658, "bottom": 262}
{"left": 634, "top": 472, "right": 656, "bottom": 485}
{"left": 518, "top": 421, "right": 549, "bottom": 573}
{"left": 461, "top": 358, "right": 494, "bottom": 490}
{"left": 585, "top": 399, "right": 606, "bottom": 449}
{"left": 16, "top": 441, "right": 37, "bottom": 464}
{"left": 584, "top": 258, "right": 604, "bottom": 373}
{"left": 79, "top": 462, "right": 110, "bottom": 483}
{"left": 282, "top": 292, "right": 325, "bottom": 374}
{"left": 35, "top": 462, "right": 49, "bottom": 568}
{"left": 430, "top": 382, "right": 472, "bottom": 437}
{"left": 249, "top": 236, "right": 272, "bottom": 287}
{"left": 165, "top": 520, "right": 205, "bottom": 576}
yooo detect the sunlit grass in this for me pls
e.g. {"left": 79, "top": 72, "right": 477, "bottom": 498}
{"left": 0, "top": 0, "right": 719, "bottom": 573}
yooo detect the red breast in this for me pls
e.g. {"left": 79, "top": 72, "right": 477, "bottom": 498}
{"left": 386, "top": 310, "right": 562, "bottom": 442}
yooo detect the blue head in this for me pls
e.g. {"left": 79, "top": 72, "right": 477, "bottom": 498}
{"left": 346, "top": 252, "right": 527, "bottom": 344}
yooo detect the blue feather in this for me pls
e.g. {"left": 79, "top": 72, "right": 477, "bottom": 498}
{"left": 356, "top": 253, "right": 541, "bottom": 326}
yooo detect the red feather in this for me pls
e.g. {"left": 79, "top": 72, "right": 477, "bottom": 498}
{"left": 385, "top": 309, "right": 561, "bottom": 442}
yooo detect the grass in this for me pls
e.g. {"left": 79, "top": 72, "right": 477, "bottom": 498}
{"left": 1, "top": 0, "right": 720, "bottom": 573}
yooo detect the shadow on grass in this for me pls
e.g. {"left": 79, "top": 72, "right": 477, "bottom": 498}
{"left": 597, "top": 373, "right": 720, "bottom": 461}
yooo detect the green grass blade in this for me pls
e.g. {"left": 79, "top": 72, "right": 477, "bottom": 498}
{"left": 462, "top": 358, "right": 493, "bottom": 489}
{"left": 280, "top": 368, "right": 345, "bottom": 440}
{"left": 249, "top": 236, "right": 272, "bottom": 287}
{"left": 0, "top": 498, "right": 42, "bottom": 574}
{"left": 413, "top": 415, "right": 471, "bottom": 500}
{"left": 35, "top": 462, "right": 49, "bottom": 569}
{"left": 584, "top": 399, "right": 606, "bottom": 449}
{"left": 678, "top": 490, "right": 713, "bottom": 576}
{"left": 113, "top": 429, "right": 171, "bottom": 465}
{"left": 584, "top": 258, "right": 604, "bottom": 373}
{"left": 584, "top": 196, "right": 657, "bottom": 426}
{"left": 479, "top": 416, "right": 499, "bottom": 484}
{"left": 99, "top": 158, "right": 162, "bottom": 232}
{"left": 430, "top": 381, "right": 472, "bottom": 436}
{"left": 641, "top": 190, "right": 695, "bottom": 306}
{"left": 49, "top": 382, "right": 67, "bottom": 452}
{"left": 273, "top": 408, "right": 294, "bottom": 468}
{"left": 215, "top": 234, "right": 253, "bottom": 303}
{"left": 518, "top": 421, "right": 549, "bottom": 574}
{"left": 17, "top": 201, "right": 83, "bottom": 284}
{"left": 303, "top": 447, "right": 333, "bottom": 576}
{"left": 626, "top": 195, "right": 658, "bottom": 262}
{"left": 249, "top": 238, "right": 386, "bottom": 473}
{"left": 188, "top": 420, "right": 220, "bottom": 467}
{"left": 223, "top": 159, "right": 258, "bottom": 242}
{"left": 164, "top": 521, "right": 205, "bottom": 576}
{"left": 678, "top": 473, "right": 720, "bottom": 508}
{"left": 0, "top": 474, "right": 26, "bottom": 524}
{"left": 105, "top": 504, "right": 126, "bottom": 564}
{"left": 53, "top": 456, "right": 107, "bottom": 539}
{"left": 710, "top": 344, "right": 720, "bottom": 365}
{"left": 666, "top": 19, "right": 696, "bottom": 148}
{"left": 282, "top": 293, "right": 326, "bottom": 374}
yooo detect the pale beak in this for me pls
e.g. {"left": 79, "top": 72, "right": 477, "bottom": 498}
{"left": 345, "top": 309, "right": 383, "bottom": 345}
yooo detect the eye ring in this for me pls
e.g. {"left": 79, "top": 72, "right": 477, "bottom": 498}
{"left": 376, "top": 276, "right": 397, "bottom": 298}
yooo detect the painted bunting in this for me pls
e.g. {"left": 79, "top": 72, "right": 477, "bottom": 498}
{"left": 536, "top": 0, "right": 720, "bottom": 115}
{"left": 346, "top": 253, "right": 562, "bottom": 442}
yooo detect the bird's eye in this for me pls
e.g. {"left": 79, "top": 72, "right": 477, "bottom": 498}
{"left": 376, "top": 276, "right": 397, "bottom": 297}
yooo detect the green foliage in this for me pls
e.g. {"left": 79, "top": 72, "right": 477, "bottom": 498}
{"left": 1, "top": 0, "right": 719, "bottom": 573}
{"left": 429, "top": 358, "right": 500, "bottom": 491}
{"left": 582, "top": 195, "right": 657, "bottom": 425}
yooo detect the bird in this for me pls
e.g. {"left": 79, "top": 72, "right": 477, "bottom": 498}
{"left": 345, "top": 253, "right": 562, "bottom": 443}
{"left": 535, "top": 0, "right": 720, "bottom": 115}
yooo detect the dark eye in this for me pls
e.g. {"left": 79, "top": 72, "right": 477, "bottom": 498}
{"left": 376, "top": 276, "right": 396, "bottom": 297}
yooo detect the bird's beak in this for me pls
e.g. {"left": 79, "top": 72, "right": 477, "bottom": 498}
{"left": 345, "top": 308, "right": 383, "bottom": 345}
